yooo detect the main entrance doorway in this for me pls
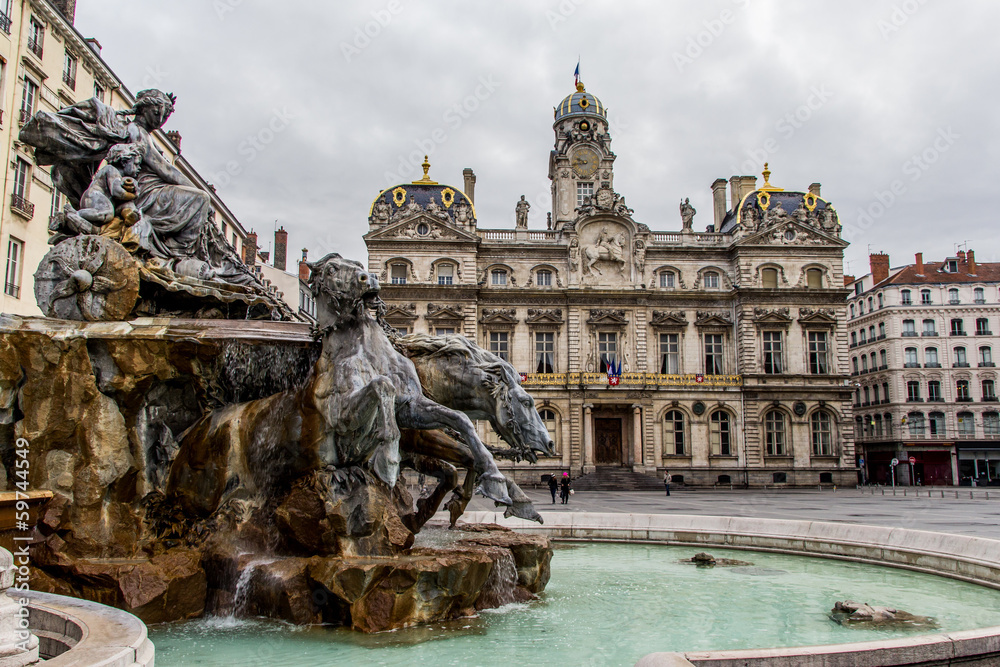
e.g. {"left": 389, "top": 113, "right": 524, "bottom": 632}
{"left": 595, "top": 418, "right": 623, "bottom": 465}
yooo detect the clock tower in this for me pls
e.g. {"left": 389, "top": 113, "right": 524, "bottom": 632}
{"left": 549, "top": 82, "right": 616, "bottom": 230}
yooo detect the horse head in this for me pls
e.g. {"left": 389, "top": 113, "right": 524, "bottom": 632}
{"left": 481, "top": 360, "right": 556, "bottom": 459}
{"left": 306, "top": 253, "right": 381, "bottom": 332}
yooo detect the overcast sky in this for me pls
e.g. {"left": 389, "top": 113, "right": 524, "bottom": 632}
{"left": 75, "top": 1, "right": 1000, "bottom": 277}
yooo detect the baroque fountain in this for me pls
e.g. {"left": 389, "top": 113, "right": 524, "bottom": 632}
{"left": 0, "top": 88, "right": 552, "bottom": 651}
{"left": 6, "top": 88, "right": 1000, "bottom": 667}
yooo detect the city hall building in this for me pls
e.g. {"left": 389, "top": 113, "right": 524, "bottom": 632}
{"left": 365, "top": 81, "right": 856, "bottom": 487}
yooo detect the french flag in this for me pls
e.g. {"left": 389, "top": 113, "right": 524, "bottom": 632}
{"left": 573, "top": 61, "right": 580, "bottom": 87}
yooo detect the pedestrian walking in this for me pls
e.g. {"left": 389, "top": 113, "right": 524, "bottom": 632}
{"left": 664, "top": 472, "right": 671, "bottom": 497}
{"left": 548, "top": 474, "right": 558, "bottom": 504}
{"left": 560, "top": 472, "right": 571, "bottom": 504}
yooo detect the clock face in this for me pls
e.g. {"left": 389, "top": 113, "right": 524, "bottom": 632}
{"left": 571, "top": 147, "right": 600, "bottom": 178}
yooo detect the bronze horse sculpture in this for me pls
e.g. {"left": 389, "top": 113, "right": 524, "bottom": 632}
{"left": 167, "top": 254, "right": 513, "bottom": 516}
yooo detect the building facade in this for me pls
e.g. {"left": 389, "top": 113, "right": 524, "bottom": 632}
{"left": 0, "top": 0, "right": 298, "bottom": 317}
{"left": 849, "top": 250, "right": 1000, "bottom": 486}
{"left": 365, "top": 81, "right": 857, "bottom": 487}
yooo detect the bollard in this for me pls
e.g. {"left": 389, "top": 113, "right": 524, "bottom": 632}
{"left": 971, "top": 491, "right": 974, "bottom": 499}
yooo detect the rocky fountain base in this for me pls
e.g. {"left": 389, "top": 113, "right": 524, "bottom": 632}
{"left": 1, "top": 315, "right": 551, "bottom": 631}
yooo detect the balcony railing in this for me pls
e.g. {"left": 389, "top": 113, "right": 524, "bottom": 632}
{"left": 954, "top": 362, "right": 970, "bottom": 368}
{"left": 975, "top": 298, "right": 987, "bottom": 305}
{"left": 518, "top": 372, "right": 743, "bottom": 388}
{"left": 978, "top": 330, "right": 993, "bottom": 336}
{"left": 3, "top": 282, "right": 19, "bottom": 299}
{"left": 924, "top": 362, "right": 942, "bottom": 368}
{"left": 951, "top": 331, "right": 967, "bottom": 336}
{"left": 922, "top": 331, "right": 938, "bottom": 337}
{"left": 904, "top": 362, "right": 920, "bottom": 368}
{"left": 902, "top": 331, "right": 918, "bottom": 337}
{"left": 10, "top": 193, "right": 34, "bottom": 218}
{"left": 980, "top": 362, "right": 996, "bottom": 368}
{"left": 0, "top": 12, "right": 10, "bottom": 35}
{"left": 27, "top": 39, "right": 42, "bottom": 59}
{"left": 62, "top": 71, "right": 76, "bottom": 91}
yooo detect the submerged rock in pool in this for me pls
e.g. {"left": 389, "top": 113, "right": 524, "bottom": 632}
{"left": 830, "top": 600, "right": 939, "bottom": 629}
{"left": 680, "top": 552, "right": 753, "bottom": 567}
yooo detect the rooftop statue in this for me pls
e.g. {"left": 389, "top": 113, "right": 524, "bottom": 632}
{"left": 20, "top": 90, "right": 292, "bottom": 320}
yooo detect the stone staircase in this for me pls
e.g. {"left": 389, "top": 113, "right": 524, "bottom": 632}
{"left": 572, "top": 467, "right": 664, "bottom": 492}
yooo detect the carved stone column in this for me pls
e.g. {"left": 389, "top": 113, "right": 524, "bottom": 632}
{"left": 632, "top": 404, "right": 643, "bottom": 471}
{"left": 583, "top": 404, "right": 595, "bottom": 474}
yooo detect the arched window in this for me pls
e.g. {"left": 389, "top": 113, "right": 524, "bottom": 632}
{"left": 663, "top": 410, "right": 685, "bottom": 456}
{"left": 928, "top": 411, "right": 946, "bottom": 435}
{"left": 850, "top": 304, "right": 856, "bottom": 318}
{"left": 921, "top": 289, "right": 932, "bottom": 305}
{"left": 852, "top": 357, "right": 859, "bottom": 373}
{"left": 974, "top": 287, "right": 985, "bottom": 304}
{"left": 984, "top": 412, "right": 1000, "bottom": 436}
{"left": 539, "top": 409, "right": 559, "bottom": 454}
{"left": 907, "top": 412, "right": 925, "bottom": 435}
{"left": 949, "top": 288, "right": 960, "bottom": 304}
{"left": 761, "top": 267, "right": 778, "bottom": 288}
{"left": 806, "top": 268, "right": 823, "bottom": 288}
{"left": 810, "top": 410, "right": 834, "bottom": 456}
{"left": 879, "top": 349, "right": 887, "bottom": 367}
{"left": 874, "top": 414, "right": 883, "bottom": 436}
{"left": 710, "top": 411, "right": 732, "bottom": 456}
{"left": 901, "top": 289, "right": 912, "bottom": 305}
{"left": 869, "top": 352, "right": 877, "bottom": 369}
{"left": 878, "top": 293, "right": 884, "bottom": 308}
{"left": 765, "top": 410, "right": 785, "bottom": 456}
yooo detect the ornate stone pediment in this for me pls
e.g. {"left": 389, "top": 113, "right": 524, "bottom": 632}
{"left": 737, "top": 219, "right": 844, "bottom": 248}
{"left": 587, "top": 309, "right": 629, "bottom": 327}
{"left": 366, "top": 216, "right": 477, "bottom": 242}
{"left": 526, "top": 308, "right": 564, "bottom": 325}
{"left": 752, "top": 307, "right": 792, "bottom": 325}
{"left": 479, "top": 308, "right": 518, "bottom": 325}
{"left": 695, "top": 311, "right": 732, "bottom": 327}
{"left": 798, "top": 307, "right": 838, "bottom": 324}
{"left": 426, "top": 303, "right": 464, "bottom": 322}
{"left": 650, "top": 310, "right": 687, "bottom": 328}
{"left": 383, "top": 302, "right": 417, "bottom": 321}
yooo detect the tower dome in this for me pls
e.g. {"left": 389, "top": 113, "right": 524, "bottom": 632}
{"left": 554, "top": 82, "right": 607, "bottom": 123}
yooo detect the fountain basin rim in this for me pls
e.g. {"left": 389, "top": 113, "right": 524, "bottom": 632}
{"left": 450, "top": 511, "right": 1000, "bottom": 667}
{"left": 22, "top": 590, "right": 153, "bottom": 666}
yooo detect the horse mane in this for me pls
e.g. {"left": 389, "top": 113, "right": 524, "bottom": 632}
{"left": 396, "top": 334, "right": 518, "bottom": 385}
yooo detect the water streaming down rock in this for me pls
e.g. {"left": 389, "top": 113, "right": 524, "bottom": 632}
{"left": 477, "top": 551, "right": 519, "bottom": 609}
{"left": 230, "top": 557, "right": 277, "bottom": 619}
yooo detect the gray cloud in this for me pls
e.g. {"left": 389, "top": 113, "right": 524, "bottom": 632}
{"left": 76, "top": 0, "right": 1000, "bottom": 271}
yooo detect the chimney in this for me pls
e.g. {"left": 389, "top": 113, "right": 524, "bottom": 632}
{"left": 808, "top": 183, "right": 821, "bottom": 197}
{"left": 51, "top": 0, "right": 76, "bottom": 23}
{"left": 711, "top": 178, "right": 728, "bottom": 228}
{"left": 274, "top": 226, "right": 288, "bottom": 271}
{"left": 957, "top": 250, "right": 966, "bottom": 262}
{"left": 729, "top": 176, "right": 741, "bottom": 210}
{"left": 915, "top": 252, "right": 924, "bottom": 276}
{"left": 165, "top": 130, "right": 182, "bottom": 154}
{"left": 85, "top": 38, "right": 102, "bottom": 55}
{"left": 844, "top": 275, "right": 856, "bottom": 287}
{"left": 299, "top": 249, "right": 310, "bottom": 281}
{"left": 244, "top": 231, "right": 258, "bottom": 266}
{"left": 462, "top": 168, "right": 476, "bottom": 204}
{"left": 967, "top": 249, "right": 977, "bottom": 275}
{"left": 739, "top": 175, "right": 758, "bottom": 201}
{"left": 869, "top": 252, "right": 890, "bottom": 285}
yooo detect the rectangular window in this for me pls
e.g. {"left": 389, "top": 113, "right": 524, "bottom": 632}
{"left": 12, "top": 158, "right": 30, "bottom": 200}
{"left": 957, "top": 380, "right": 971, "bottom": 401}
{"left": 598, "top": 332, "right": 617, "bottom": 373}
{"left": 925, "top": 348, "right": 939, "bottom": 366}
{"left": 0, "top": 1, "right": 11, "bottom": 35}
{"left": 762, "top": 331, "right": 783, "bottom": 374}
{"left": 901, "top": 290, "right": 912, "bottom": 305}
{"left": 491, "top": 269, "right": 507, "bottom": 286}
{"left": 954, "top": 347, "right": 968, "bottom": 366}
{"left": 703, "top": 272, "right": 720, "bottom": 289}
{"left": 704, "top": 334, "right": 724, "bottom": 375}
{"left": 390, "top": 264, "right": 407, "bottom": 285}
{"left": 902, "top": 319, "right": 916, "bottom": 336}
{"left": 62, "top": 52, "right": 77, "bottom": 90}
{"left": 4, "top": 237, "right": 23, "bottom": 298}
{"left": 928, "top": 381, "right": 941, "bottom": 402}
{"left": 923, "top": 319, "right": 937, "bottom": 336}
{"left": 977, "top": 318, "right": 991, "bottom": 335}
{"left": 664, "top": 411, "right": 685, "bottom": 456}
{"left": 907, "top": 381, "right": 921, "bottom": 402}
{"left": 984, "top": 380, "right": 997, "bottom": 401}
{"left": 921, "top": 290, "right": 932, "bottom": 305}
{"left": 659, "top": 333, "right": 679, "bottom": 374}
{"left": 27, "top": 18, "right": 43, "bottom": 58}
{"left": 576, "top": 182, "right": 594, "bottom": 208}
{"left": 958, "top": 413, "right": 975, "bottom": 436}
{"left": 437, "top": 264, "right": 453, "bottom": 285}
{"left": 94, "top": 82, "right": 105, "bottom": 103}
{"left": 981, "top": 347, "right": 993, "bottom": 366}
{"left": 986, "top": 413, "right": 1000, "bottom": 435}
{"left": 710, "top": 412, "right": 731, "bottom": 456}
{"left": 489, "top": 331, "right": 509, "bottom": 362}
{"left": 659, "top": 271, "right": 675, "bottom": 288}
{"left": 951, "top": 318, "right": 965, "bottom": 336}
{"left": 19, "top": 78, "right": 38, "bottom": 123}
{"left": 50, "top": 190, "right": 64, "bottom": 219}
{"left": 975, "top": 288, "right": 985, "bottom": 304}
{"left": 536, "top": 270, "right": 552, "bottom": 287}
{"left": 435, "top": 327, "right": 455, "bottom": 336}
{"left": 535, "top": 332, "right": 554, "bottom": 373}
{"left": 808, "top": 332, "right": 829, "bottom": 374}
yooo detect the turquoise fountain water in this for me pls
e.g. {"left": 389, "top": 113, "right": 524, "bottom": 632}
{"left": 150, "top": 542, "right": 1000, "bottom": 667}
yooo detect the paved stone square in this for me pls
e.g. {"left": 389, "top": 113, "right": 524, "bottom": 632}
{"left": 466, "top": 486, "right": 1000, "bottom": 540}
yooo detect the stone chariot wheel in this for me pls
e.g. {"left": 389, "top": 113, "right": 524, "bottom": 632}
{"left": 34, "top": 235, "right": 140, "bottom": 321}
